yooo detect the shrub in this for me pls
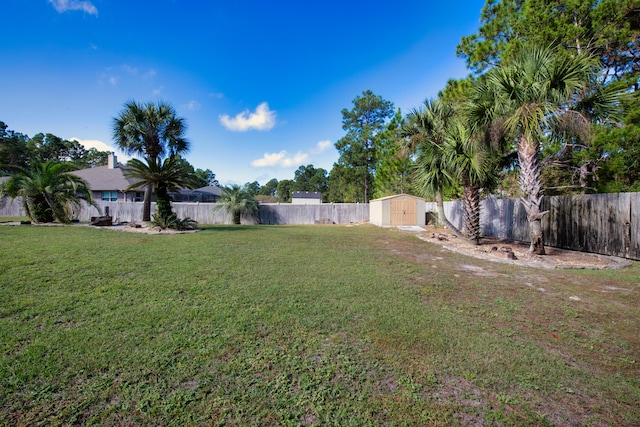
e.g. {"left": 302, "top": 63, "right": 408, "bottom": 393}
{"left": 151, "top": 212, "right": 197, "bottom": 230}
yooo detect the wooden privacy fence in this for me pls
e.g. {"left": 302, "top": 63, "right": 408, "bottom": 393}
{"left": 427, "top": 193, "right": 640, "bottom": 260}
{"left": 0, "top": 199, "right": 370, "bottom": 226}
{"left": 4, "top": 193, "right": 638, "bottom": 259}
{"left": 258, "top": 203, "right": 369, "bottom": 225}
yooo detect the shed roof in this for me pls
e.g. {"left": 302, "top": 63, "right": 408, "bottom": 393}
{"left": 370, "top": 193, "right": 425, "bottom": 202}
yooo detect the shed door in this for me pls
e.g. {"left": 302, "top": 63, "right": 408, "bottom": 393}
{"left": 391, "top": 198, "right": 416, "bottom": 225}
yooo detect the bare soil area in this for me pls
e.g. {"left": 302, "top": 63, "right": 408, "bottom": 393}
{"left": 414, "top": 225, "right": 631, "bottom": 270}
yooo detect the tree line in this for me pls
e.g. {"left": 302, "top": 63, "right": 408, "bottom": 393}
{"left": 245, "top": 0, "right": 638, "bottom": 255}
{"left": 2, "top": 0, "right": 638, "bottom": 248}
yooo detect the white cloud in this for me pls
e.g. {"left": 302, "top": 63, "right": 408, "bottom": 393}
{"left": 144, "top": 69, "right": 157, "bottom": 80}
{"left": 312, "top": 140, "right": 332, "bottom": 153}
{"left": 183, "top": 100, "right": 201, "bottom": 111}
{"left": 108, "top": 76, "right": 118, "bottom": 86}
{"left": 219, "top": 102, "right": 276, "bottom": 132}
{"left": 121, "top": 64, "right": 138, "bottom": 75}
{"left": 209, "top": 92, "right": 224, "bottom": 99}
{"left": 48, "top": 0, "right": 98, "bottom": 15}
{"left": 70, "top": 138, "right": 131, "bottom": 162}
{"left": 250, "top": 139, "right": 333, "bottom": 169}
{"left": 152, "top": 86, "right": 163, "bottom": 95}
{"left": 251, "top": 151, "right": 309, "bottom": 168}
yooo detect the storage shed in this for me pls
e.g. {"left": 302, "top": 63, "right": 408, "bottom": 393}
{"left": 369, "top": 194, "right": 426, "bottom": 226}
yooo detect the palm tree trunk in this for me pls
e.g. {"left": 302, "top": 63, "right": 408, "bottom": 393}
{"left": 435, "top": 187, "right": 466, "bottom": 240}
{"left": 142, "top": 184, "right": 153, "bottom": 222}
{"left": 232, "top": 211, "right": 241, "bottom": 224}
{"left": 463, "top": 183, "right": 482, "bottom": 245}
{"left": 518, "top": 136, "right": 547, "bottom": 254}
{"left": 156, "top": 184, "right": 172, "bottom": 219}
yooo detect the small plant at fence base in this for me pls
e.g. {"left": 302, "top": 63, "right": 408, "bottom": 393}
{"left": 151, "top": 212, "right": 197, "bottom": 230}
{"left": 213, "top": 184, "right": 259, "bottom": 224}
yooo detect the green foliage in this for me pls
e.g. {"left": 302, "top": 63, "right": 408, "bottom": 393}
{"left": 326, "top": 163, "right": 360, "bottom": 203}
{"left": 0, "top": 159, "right": 96, "bottom": 223}
{"left": 333, "top": 90, "right": 395, "bottom": 203}
{"left": 244, "top": 180, "right": 260, "bottom": 196}
{"left": 214, "top": 184, "right": 259, "bottom": 224}
{"left": 191, "top": 168, "right": 219, "bottom": 188}
{"left": 275, "top": 179, "right": 294, "bottom": 202}
{"left": 458, "top": 0, "right": 639, "bottom": 194}
{"left": 292, "top": 164, "right": 328, "bottom": 196}
{"left": 373, "top": 109, "right": 414, "bottom": 198}
{"left": 0, "top": 121, "right": 109, "bottom": 173}
{"left": 590, "top": 98, "right": 640, "bottom": 192}
{"left": 474, "top": 45, "right": 611, "bottom": 253}
{"left": 124, "top": 155, "right": 196, "bottom": 220}
{"left": 457, "top": 0, "right": 640, "bottom": 81}
{"left": 259, "top": 178, "right": 279, "bottom": 197}
{"left": 0, "top": 122, "right": 30, "bottom": 173}
{"left": 403, "top": 99, "right": 458, "bottom": 199}
{"left": 112, "top": 100, "right": 189, "bottom": 160}
{"left": 151, "top": 212, "right": 197, "bottom": 230}
{"left": 112, "top": 100, "right": 190, "bottom": 221}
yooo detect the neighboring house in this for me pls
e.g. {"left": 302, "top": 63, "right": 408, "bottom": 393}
{"left": 291, "top": 191, "right": 322, "bottom": 205}
{"left": 72, "top": 154, "right": 220, "bottom": 203}
{"left": 72, "top": 154, "right": 144, "bottom": 202}
{"left": 170, "top": 185, "right": 221, "bottom": 202}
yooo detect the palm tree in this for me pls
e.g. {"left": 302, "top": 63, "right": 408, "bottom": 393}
{"left": 0, "top": 160, "right": 96, "bottom": 223}
{"left": 482, "top": 45, "right": 600, "bottom": 254}
{"left": 123, "top": 155, "right": 195, "bottom": 220}
{"left": 444, "top": 119, "right": 494, "bottom": 244}
{"left": 112, "top": 100, "right": 189, "bottom": 221}
{"left": 214, "top": 184, "right": 259, "bottom": 224}
{"left": 402, "top": 99, "right": 466, "bottom": 239}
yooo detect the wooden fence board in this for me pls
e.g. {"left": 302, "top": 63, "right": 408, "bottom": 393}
{"left": 427, "top": 193, "right": 640, "bottom": 260}
{"left": 631, "top": 193, "right": 640, "bottom": 259}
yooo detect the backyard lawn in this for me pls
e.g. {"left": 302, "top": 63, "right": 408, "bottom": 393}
{"left": 0, "top": 223, "right": 638, "bottom": 426}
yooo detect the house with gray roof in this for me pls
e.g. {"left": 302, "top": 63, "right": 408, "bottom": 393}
{"left": 72, "top": 154, "right": 144, "bottom": 202}
{"left": 72, "top": 154, "right": 221, "bottom": 203}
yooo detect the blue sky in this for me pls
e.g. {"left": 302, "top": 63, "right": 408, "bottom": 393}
{"left": 1, "top": 0, "right": 485, "bottom": 185}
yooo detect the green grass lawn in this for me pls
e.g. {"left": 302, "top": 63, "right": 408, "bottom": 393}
{"left": 0, "top": 223, "right": 638, "bottom": 426}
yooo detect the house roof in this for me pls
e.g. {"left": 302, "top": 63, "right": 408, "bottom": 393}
{"left": 73, "top": 163, "right": 224, "bottom": 196}
{"left": 72, "top": 164, "right": 140, "bottom": 192}
{"left": 292, "top": 191, "right": 322, "bottom": 199}
{"left": 195, "top": 185, "right": 222, "bottom": 196}
{"left": 370, "top": 193, "right": 426, "bottom": 202}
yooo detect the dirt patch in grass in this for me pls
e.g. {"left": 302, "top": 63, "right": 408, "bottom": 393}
{"left": 411, "top": 226, "right": 631, "bottom": 270}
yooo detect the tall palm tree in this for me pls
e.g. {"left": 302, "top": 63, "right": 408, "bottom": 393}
{"left": 482, "top": 45, "right": 600, "bottom": 254}
{"left": 0, "top": 160, "right": 96, "bottom": 223}
{"left": 123, "top": 155, "right": 195, "bottom": 220}
{"left": 402, "top": 99, "right": 466, "bottom": 239}
{"left": 444, "top": 119, "right": 494, "bottom": 244}
{"left": 112, "top": 100, "right": 190, "bottom": 221}
{"left": 214, "top": 184, "right": 259, "bottom": 224}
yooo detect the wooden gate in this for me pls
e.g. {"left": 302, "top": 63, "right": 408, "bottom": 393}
{"left": 391, "top": 198, "right": 416, "bottom": 225}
